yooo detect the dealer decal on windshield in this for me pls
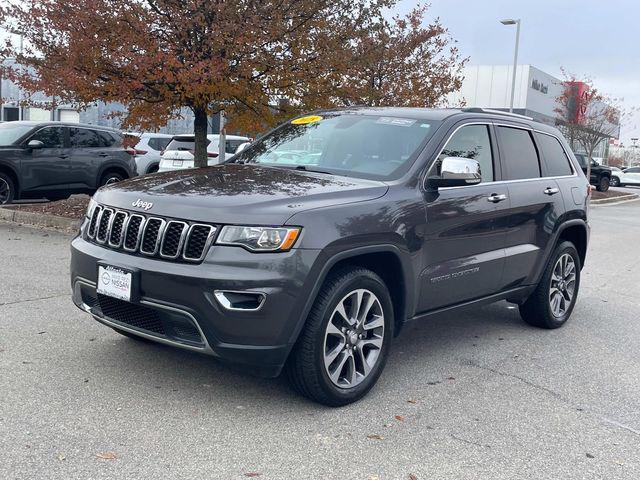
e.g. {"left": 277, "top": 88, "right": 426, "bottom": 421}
{"left": 291, "top": 115, "right": 323, "bottom": 125}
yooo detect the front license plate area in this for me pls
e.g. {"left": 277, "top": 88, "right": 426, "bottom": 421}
{"left": 97, "top": 265, "right": 133, "bottom": 302}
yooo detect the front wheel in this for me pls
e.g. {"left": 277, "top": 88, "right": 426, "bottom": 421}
{"left": 287, "top": 267, "right": 394, "bottom": 406}
{"left": 0, "top": 172, "right": 16, "bottom": 205}
{"left": 596, "top": 176, "right": 610, "bottom": 192}
{"left": 610, "top": 176, "right": 620, "bottom": 187}
{"left": 519, "top": 241, "right": 581, "bottom": 329}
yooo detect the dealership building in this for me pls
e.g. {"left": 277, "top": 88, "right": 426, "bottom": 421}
{"left": 448, "top": 64, "right": 618, "bottom": 159}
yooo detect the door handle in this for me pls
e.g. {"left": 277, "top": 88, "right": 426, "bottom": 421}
{"left": 543, "top": 187, "right": 560, "bottom": 195}
{"left": 487, "top": 193, "right": 507, "bottom": 203}
{"left": 58, "top": 154, "right": 69, "bottom": 159}
{"left": 98, "top": 153, "right": 109, "bottom": 157}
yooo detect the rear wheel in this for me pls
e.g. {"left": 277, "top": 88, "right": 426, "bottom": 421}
{"left": 287, "top": 267, "right": 393, "bottom": 406}
{"left": 610, "top": 176, "right": 620, "bottom": 187}
{"left": 519, "top": 241, "right": 580, "bottom": 329}
{"left": 0, "top": 172, "right": 16, "bottom": 205}
{"left": 596, "top": 176, "right": 610, "bottom": 192}
{"left": 146, "top": 164, "right": 159, "bottom": 174}
{"left": 99, "top": 171, "right": 125, "bottom": 187}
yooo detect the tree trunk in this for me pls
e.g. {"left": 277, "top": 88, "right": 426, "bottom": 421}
{"left": 193, "top": 107, "right": 208, "bottom": 169}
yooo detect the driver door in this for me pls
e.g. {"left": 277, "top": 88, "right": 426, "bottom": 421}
{"left": 418, "top": 123, "right": 509, "bottom": 312}
{"left": 20, "top": 126, "right": 71, "bottom": 193}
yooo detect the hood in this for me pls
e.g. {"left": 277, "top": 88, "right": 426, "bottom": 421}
{"left": 94, "top": 163, "right": 388, "bottom": 225}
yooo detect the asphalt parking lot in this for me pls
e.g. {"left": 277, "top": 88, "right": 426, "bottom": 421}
{"left": 1, "top": 200, "right": 639, "bottom": 480}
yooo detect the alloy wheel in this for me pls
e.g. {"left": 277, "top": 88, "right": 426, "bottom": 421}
{"left": 0, "top": 177, "right": 11, "bottom": 204}
{"left": 323, "top": 289, "right": 385, "bottom": 389}
{"left": 105, "top": 176, "right": 121, "bottom": 185}
{"left": 549, "top": 253, "right": 576, "bottom": 317}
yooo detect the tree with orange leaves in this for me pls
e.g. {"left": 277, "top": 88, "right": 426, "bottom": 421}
{"left": 0, "top": 1, "right": 465, "bottom": 168}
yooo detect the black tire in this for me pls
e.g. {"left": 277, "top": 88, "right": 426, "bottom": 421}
{"left": 0, "top": 172, "right": 16, "bottom": 205}
{"left": 111, "top": 327, "right": 153, "bottom": 343}
{"left": 519, "top": 241, "right": 581, "bottom": 329}
{"left": 99, "top": 171, "right": 125, "bottom": 187}
{"left": 596, "top": 176, "right": 610, "bottom": 192}
{"left": 146, "top": 164, "right": 159, "bottom": 174}
{"left": 286, "top": 267, "right": 394, "bottom": 407}
{"left": 610, "top": 176, "right": 620, "bottom": 187}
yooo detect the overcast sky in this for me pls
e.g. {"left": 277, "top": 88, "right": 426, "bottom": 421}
{"left": 395, "top": 0, "right": 639, "bottom": 143}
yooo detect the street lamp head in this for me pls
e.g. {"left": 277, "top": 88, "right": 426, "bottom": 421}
{"left": 500, "top": 19, "right": 519, "bottom": 25}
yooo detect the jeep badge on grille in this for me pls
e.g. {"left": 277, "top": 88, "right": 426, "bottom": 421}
{"left": 132, "top": 199, "right": 153, "bottom": 211}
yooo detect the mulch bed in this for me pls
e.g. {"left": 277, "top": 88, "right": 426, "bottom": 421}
{"left": 6, "top": 195, "right": 90, "bottom": 219}
{"left": 591, "top": 189, "right": 635, "bottom": 200}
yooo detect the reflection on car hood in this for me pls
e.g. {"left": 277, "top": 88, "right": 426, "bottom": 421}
{"left": 95, "top": 163, "right": 388, "bottom": 225}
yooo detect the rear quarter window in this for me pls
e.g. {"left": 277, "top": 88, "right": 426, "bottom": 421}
{"left": 536, "top": 133, "right": 573, "bottom": 177}
{"left": 148, "top": 137, "right": 172, "bottom": 151}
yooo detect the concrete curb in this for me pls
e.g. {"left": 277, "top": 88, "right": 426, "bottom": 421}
{"left": 590, "top": 193, "right": 639, "bottom": 205}
{"left": 0, "top": 207, "right": 81, "bottom": 232}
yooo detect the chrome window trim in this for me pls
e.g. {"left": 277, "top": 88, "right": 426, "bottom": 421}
{"left": 139, "top": 217, "right": 167, "bottom": 256}
{"left": 107, "top": 210, "right": 129, "bottom": 248}
{"left": 159, "top": 221, "right": 189, "bottom": 259}
{"left": 533, "top": 129, "right": 578, "bottom": 176}
{"left": 74, "top": 277, "right": 213, "bottom": 354}
{"left": 95, "top": 207, "right": 115, "bottom": 244}
{"left": 182, "top": 224, "right": 217, "bottom": 262}
{"left": 122, "top": 214, "right": 146, "bottom": 252}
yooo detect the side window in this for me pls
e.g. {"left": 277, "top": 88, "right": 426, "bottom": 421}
{"left": 574, "top": 154, "right": 587, "bottom": 168}
{"left": 95, "top": 130, "right": 116, "bottom": 147}
{"left": 536, "top": 133, "right": 573, "bottom": 177}
{"left": 439, "top": 124, "right": 494, "bottom": 182}
{"left": 29, "top": 127, "right": 64, "bottom": 148}
{"left": 148, "top": 137, "right": 171, "bottom": 151}
{"left": 498, "top": 127, "right": 540, "bottom": 180}
{"left": 70, "top": 128, "right": 102, "bottom": 148}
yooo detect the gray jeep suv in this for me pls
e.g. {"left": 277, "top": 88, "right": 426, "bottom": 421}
{"left": 0, "top": 121, "right": 136, "bottom": 204}
{"left": 70, "top": 108, "right": 590, "bottom": 406}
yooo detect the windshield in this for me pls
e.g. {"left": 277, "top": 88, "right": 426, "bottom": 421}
{"left": 0, "top": 123, "right": 35, "bottom": 146}
{"left": 232, "top": 113, "right": 439, "bottom": 180}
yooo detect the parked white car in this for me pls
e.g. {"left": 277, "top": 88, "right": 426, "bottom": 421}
{"left": 158, "top": 134, "right": 251, "bottom": 172}
{"left": 613, "top": 166, "right": 640, "bottom": 187}
{"left": 124, "top": 132, "right": 174, "bottom": 174}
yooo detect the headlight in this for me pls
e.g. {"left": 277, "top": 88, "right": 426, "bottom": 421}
{"left": 217, "top": 226, "right": 301, "bottom": 252}
{"left": 86, "top": 197, "right": 98, "bottom": 219}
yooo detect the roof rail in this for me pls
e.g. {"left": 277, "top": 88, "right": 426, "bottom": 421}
{"left": 461, "top": 107, "right": 534, "bottom": 121}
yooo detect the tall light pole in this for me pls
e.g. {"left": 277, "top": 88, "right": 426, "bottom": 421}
{"left": 500, "top": 18, "right": 521, "bottom": 113}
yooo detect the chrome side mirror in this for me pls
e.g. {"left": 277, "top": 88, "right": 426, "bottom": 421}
{"left": 427, "top": 156, "right": 482, "bottom": 188}
{"left": 27, "top": 139, "right": 45, "bottom": 149}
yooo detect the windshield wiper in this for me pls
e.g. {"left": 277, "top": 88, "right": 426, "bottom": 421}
{"left": 293, "top": 165, "right": 332, "bottom": 175}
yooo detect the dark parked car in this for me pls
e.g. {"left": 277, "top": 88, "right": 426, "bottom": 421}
{"left": 0, "top": 121, "right": 137, "bottom": 204}
{"left": 574, "top": 153, "right": 611, "bottom": 191}
{"left": 71, "top": 108, "right": 590, "bottom": 406}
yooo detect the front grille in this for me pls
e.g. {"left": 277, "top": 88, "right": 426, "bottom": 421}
{"left": 97, "top": 294, "right": 166, "bottom": 335}
{"left": 85, "top": 204, "right": 216, "bottom": 263}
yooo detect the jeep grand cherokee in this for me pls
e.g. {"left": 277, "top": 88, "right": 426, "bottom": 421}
{"left": 70, "top": 107, "right": 590, "bottom": 406}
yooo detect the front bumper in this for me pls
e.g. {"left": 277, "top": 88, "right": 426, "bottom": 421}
{"left": 71, "top": 235, "right": 321, "bottom": 377}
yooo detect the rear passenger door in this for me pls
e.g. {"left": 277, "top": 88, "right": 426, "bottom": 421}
{"left": 68, "top": 127, "right": 112, "bottom": 189}
{"left": 419, "top": 123, "right": 509, "bottom": 311}
{"left": 497, "top": 125, "right": 565, "bottom": 290}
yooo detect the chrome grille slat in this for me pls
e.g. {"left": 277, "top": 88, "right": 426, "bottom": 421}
{"left": 160, "top": 221, "right": 189, "bottom": 259}
{"left": 108, "top": 211, "right": 128, "bottom": 248}
{"left": 140, "top": 217, "right": 166, "bottom": 256}
{"left": 95, "top": 208, "right": 114, "bottom": 244}
{"left": 123, "top": 214, "right": 145, "bottom": 252}
{"left": 85, "top": 204, "right": 215, "bottom": 263}
{"left": 183, "top": 224, "right": 217, "bottom": 262}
